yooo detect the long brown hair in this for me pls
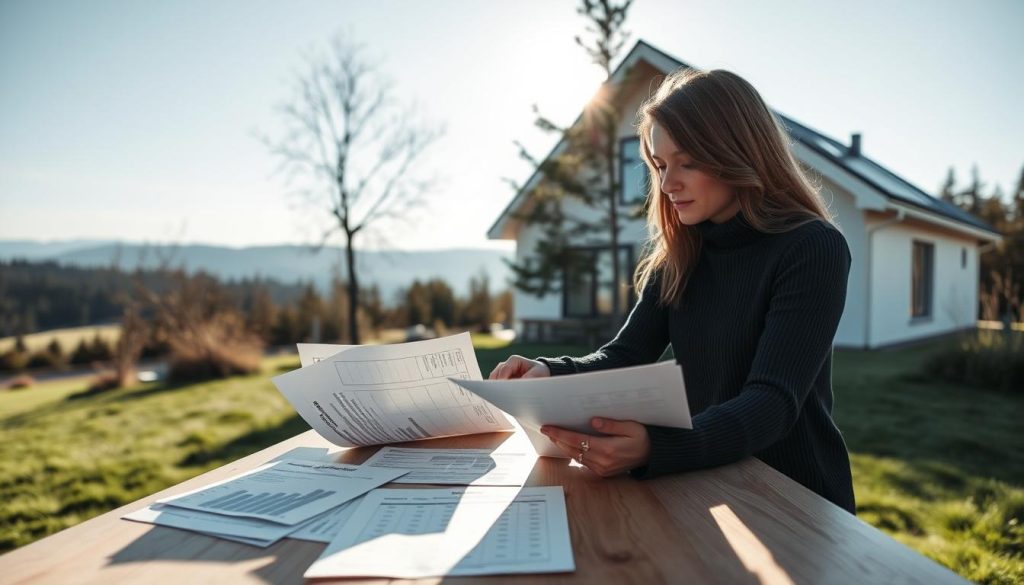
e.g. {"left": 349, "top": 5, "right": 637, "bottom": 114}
{"left": 634, "top": 68, "right": 833, "bottom": 306}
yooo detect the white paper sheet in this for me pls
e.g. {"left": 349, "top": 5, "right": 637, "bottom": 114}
{"left": 304, "top": 486, "right": 574, "bottom": 578}
{"left": 272, "top": 333, "right": 513, "bottom": 448}
{"left": 296, "top": 343, "right": 355, "bottom": 367}
{"left": 122, "top": 503, "right": 289, "bottom": 547}
{"left": 156, "top": 459, "right": 406, "bottom": 525}
{"left": 361, "top": 447, "right": 537, "bottom": 486}
{"left": 448, "top": 360, "right": 692, "bottom": 457}
{"left": 286, "top": 496, "right": 363, "bottom": 543}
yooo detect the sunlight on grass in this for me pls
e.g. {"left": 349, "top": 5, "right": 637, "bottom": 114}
{"left": 0, "top": 363, "right": 302, "bottom": 552}
{"left": 470, "top": 332, "right": 514, "bottom": 350}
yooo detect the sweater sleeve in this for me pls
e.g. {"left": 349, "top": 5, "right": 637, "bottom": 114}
{"left": 537, "top": 271, "right": 670, "bottom": 376}
{"left": 633, "top": 226, "right": 851, "bottom": 479}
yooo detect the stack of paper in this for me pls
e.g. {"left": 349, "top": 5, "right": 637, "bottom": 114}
{"left": 125, "top": 333, "right": 694, "bottom": 577}
{"left": 123, "top": 459, "right": 405, "bottom": 547}
{"left": 305, "top": 486, "right": 575, "bottom": 578}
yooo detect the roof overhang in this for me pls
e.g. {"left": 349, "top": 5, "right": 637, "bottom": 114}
{"left": 792, "top": 141, "right": 1001, "bottom": 243}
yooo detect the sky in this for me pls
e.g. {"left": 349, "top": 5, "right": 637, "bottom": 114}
{"left": 1, "top": 0, "right": 1021, "bottom": 251}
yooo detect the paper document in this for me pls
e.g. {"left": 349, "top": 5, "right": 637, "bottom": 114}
{"left": 272, "top": 333, "right": 513, "bottom": 448}
{"left": 449, "top": 361, "right": 692, "bottom": 457}
{"left": 305, "top": 486, "right": 574, "bottom": 578}
{"left": 123, "top": 503, "right": 291, "bottom": 547}
{"left": 361, "top": 447, "right": 537, "bottom": 486}
{"left": 297, "top": 343, "right": 355, "bottom": 367}
{"left": 287, "top": 497, "right": 363, "bottom": 543}
{"left": 156, "top": 459, "right": 406, "bottom": 525}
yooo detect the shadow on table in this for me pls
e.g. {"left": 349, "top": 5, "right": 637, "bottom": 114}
{"left": 107, "top": 443, "right": 533, "bottom": 583}
{"left": 107, "top": 525, "right": 324, "bottom": 584}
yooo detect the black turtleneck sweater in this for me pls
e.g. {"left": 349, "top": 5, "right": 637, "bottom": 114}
{"left": 539, "top": 213, "right": 856, "bottom": 513}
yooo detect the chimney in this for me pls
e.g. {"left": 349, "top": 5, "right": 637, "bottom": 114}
{"left": 849, "top": 133, "right": 861, "bottom": 157}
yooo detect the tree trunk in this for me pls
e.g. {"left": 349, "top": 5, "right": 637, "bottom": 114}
{"left": 606, "top": 122, "right": 623, "bottom": 326}
{"left": 345, "top": 233, "right": 361, "bottom": 344}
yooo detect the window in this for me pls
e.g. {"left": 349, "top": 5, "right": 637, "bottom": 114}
{"left": 564, "top": 246, "right": 633, "bottom": 318}
{"left": 911, "top": 241, "right": 934, "bottom": 318}
{"left": 961, "top": 247, "right": 967, "bottom": 269}
{"left": 619, "top": 137, "right": 647, "bottom": 205}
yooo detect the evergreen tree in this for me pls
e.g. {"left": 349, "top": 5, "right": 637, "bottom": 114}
{"left": 461, "top": 271, "right": 494, "bottom": 331}
{"left": 427, "top": 279, "right": 456, "bottom": 328}
{"left": 245, "top": 285, "right": 278, "bottom": 343}
{"left": 1013, "top": 165, "right": 1024, "bottom": 222}
{"left": 295, "top": 284, "right": 325, "bottom": 342}
{"left": 939, "top": 167, "right": 957, "bottom": 203}
{"left": 505, "top": 0, "right": 636, "bottom": 330}
{"left": 956, "top": 164, "right": 986, "bottom": 215}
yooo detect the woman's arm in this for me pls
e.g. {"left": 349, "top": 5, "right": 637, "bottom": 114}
{"left": 634, "top": 226, "right": 850, "bottom": 478}
{"left": 537, "top": 272, "right": 671, "bottom": 376}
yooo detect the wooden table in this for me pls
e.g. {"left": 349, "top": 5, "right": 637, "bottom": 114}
{"left": 0, "top": 429, "right": 969, "bottom": 584}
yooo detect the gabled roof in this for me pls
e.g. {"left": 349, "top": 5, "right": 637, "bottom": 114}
{"left": 489, "top": 39, "right": 1000, "bottom": 240}
{"left": 778, "top": 115, "right": 998, "bottom": 235}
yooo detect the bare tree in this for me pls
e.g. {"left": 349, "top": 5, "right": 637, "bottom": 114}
{"left": 263, "top": 35, "right": 441, "bottom": 344}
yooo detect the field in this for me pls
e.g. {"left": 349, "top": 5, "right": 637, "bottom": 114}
{"left": 0, "top": 335, "right": 1021, "bottom": 583}
{"left": 0, "top": 324, "right": 121, "bottom": 354}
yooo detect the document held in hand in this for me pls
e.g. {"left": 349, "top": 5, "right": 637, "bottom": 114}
{"left": 272, "top": 333, "right": 514, "bottom": 448}
{"left": 449, "top": 360, "right": 692, "bottom": 457}
{"left": 271, "top": 333, "right": 692, "bottom": 456}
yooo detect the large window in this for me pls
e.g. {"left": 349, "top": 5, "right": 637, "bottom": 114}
{"left": 911, "top": 241, "right": 934, "bottom": 318}
{"left": 619, "top": 137, "right": 647, "bottom": 205}
{"left": 564, "top": 246, "right": 633, "bottom": 318}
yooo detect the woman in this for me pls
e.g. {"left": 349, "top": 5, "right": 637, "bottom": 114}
{"left": 489, "top": 68, "right": 856, "bottom": 514}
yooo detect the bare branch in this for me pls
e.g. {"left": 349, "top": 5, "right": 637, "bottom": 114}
{"left": 260, "top": 32, "right": 442, "bottom": 343}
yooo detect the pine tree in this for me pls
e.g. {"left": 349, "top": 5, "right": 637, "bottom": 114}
{"left": 939, "top": 167, "right": 957, "bottom": 203}
{"left": 505, "top": 0, "right": 636, "bottom": 332}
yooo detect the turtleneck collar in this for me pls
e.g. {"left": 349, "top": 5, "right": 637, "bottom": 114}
{"left": 694, "top": 212, "right": 765, "bottom": 250}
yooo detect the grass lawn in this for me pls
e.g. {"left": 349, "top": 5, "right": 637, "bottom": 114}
{"left": 0, "top": 336, "right": 1020, "bottom": 583}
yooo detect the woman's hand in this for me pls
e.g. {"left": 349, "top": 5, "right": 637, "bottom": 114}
{"left": 541, "top": 418, "right": 651, "bottom": 477}
{"left": 488, "top": 355, "right": 550, "bottom": 380}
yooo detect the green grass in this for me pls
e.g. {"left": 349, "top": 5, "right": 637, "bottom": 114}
{"left": 0, "top": 357, "right": 305, "bottom": 552}
{"left": 0, "top": 336, "right": 1021, "bottom": 583}
{"left": 831, "top": 339, "right": 1024, "bottom": 584}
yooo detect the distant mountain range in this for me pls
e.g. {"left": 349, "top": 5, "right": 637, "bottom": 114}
{"left": 0, "top": 240, "right": 514, "bottom": 298}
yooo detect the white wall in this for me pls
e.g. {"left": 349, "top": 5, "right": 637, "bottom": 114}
{"left": 513, "top": 221, "right": 563, "bottom": 329}
{"left": 868, "top": 221, "right": 978, "bottom": 347}
{"left": 816, "top": 176, "right": 868, "bottom": 348}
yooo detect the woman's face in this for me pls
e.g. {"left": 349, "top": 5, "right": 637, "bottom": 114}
{"left": 649, "top": 123, "right": 739, "bottom": 225}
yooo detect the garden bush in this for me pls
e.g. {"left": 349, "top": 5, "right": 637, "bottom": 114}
{"left": 923, "top": 331, "right": 1024, "bottom": 393}
{"left": 166, "top": 313, "right": 263, "bottom": 382}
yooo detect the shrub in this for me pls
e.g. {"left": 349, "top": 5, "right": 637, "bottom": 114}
{"left": 26, "top": 351, "right": 58, "bottom": 370}
{"left": 85, "top": 369, "right": 131, "bottom": 394}
{"left": 166, "top": 313, "right": 264, "bottom": 382}
{"left": 70, "top": 334, "right": 114, "bottom": 365}
{"left": 923, "top": 331, "right": 1024, "bottom": 393}
{"left": 26, "top": 339, "right": 67, "bottom": 370}
{"left": 0, "top": 350, "right": 30, "bottom": 372}
{"left": 2, "top": 374, "right": 36, "bottom": 389}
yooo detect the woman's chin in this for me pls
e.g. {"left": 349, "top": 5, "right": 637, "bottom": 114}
{"left": 675, "top": 209, "right": 702, "bottom": 225}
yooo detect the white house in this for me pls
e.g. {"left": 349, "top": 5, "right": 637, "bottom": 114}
{"left": 488, "top": 40, "right": 1002, "bottom": 349}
